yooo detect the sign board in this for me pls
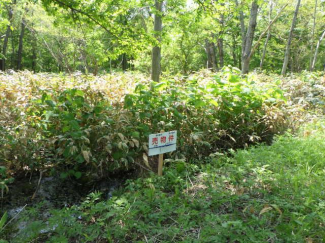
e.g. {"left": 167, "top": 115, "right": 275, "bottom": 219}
{"left": 148, "top": 131, "right": 177, "bottom": 156}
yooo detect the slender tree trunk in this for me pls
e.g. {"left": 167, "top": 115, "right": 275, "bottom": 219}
{"left": 122, "top": 53, "right": 128, "bottom": 71}
{"left": 1, "top": 27, "right": 10, "bottom": 71}
{"left": 309, "top": 0, "right": 317, "bottom": 70}
{"left": 241, "top": 1, "right": 258, "bottom": 74}
{"left": 217, "top": 38, "right": 224, "bottom": 69}
{"left": 260, "top": 0, "right": 273, "bottom": 69}
{"left": 17, "top": 18, "right": 26, "bottom": 70}
{"left": 1, "top": 3, "right": 14, "bottom": 71}
{"left": 235, "top": 0, "right": 246, "bottom": 58}
{"left": 217, "top": 12, "right": 224, "bottom": 69}
{"left": 31, "top": 39, "right": 37, "bottom": 72}
{"left": 151, "top": 0, "right": 163, "bottom": 82}
{"left": 205, "top": 39, "right": 218, "bottom": 71}
{"left": 281, "top": 0, "right": 301, "bottom": 76}
{"left": 311, "top": 29, "right": 325, "bottom": 71}
{"left": 232, "top": 34, "right": 237, "bottom": 67}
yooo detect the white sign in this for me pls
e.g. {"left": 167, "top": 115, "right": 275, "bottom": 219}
{"left": 148, "top": 131, "right": 177, "bottom": 156}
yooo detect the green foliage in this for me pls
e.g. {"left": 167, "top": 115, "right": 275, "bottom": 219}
{"left": 0, "top": 70, "right": 285, "bottom": 180}
{"left": 8, "top": 122, "right": 325, "bottom": 242}
{"left": 0, "top": 166, "right": 14, "bottom": 198}
{"left": 126, "top": 67, "right": 284, "bottom": 157}
{"left": 0, "top": 212, "right": 8, "bottom": 231}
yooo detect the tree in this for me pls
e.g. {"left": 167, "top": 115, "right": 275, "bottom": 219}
{"left": 151, "top": 0, "right": 163, "bottom": 82}
{"left": 311, "top": 29, "right": 325, "bottom": 71}
{"left": 260, "top": 0, "right": 273, "bottom": 69}
{"left": 281, "top": 0, "right": 301, "bottom": 76}
{"left": 17, "top": 16, "right": 25, "bottom": 70}
{"left": 241, "top": 0, "right": 258, "bottom": 74}
{"left": 309, "top": 0, "right": 318, "bottom": 71}
{"left": 205, "top": 38, "right": 218, "bottom": 71}
{"left": 0, "top": 0, "right": 14, "bottom": 71}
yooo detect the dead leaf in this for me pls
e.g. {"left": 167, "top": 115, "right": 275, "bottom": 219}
{"left": 143, "top": 153, "right": 151, "bottom": 168}
{"left": 117, "top": 133, "right": 125, "bottom": 141}
{"left": 259, "top": 206, "right": 273, "bottom": 216}
{"left": 132, "top": 139, "right": 139, "bottom": 148}
{"left": 82, "top": 150, "right": 90, "bottom": 163}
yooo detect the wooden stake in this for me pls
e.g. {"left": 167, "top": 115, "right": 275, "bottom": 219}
{"left": 158, "top": 153, "right": 164, "bottom": 176}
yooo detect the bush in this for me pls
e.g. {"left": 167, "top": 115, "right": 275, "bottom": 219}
{"left": 0, "top": 69, "right": 285, "bottom": 179}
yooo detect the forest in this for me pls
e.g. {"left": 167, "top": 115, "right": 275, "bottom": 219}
{"left": 0, "top": 0, "right": 325, "bottom": 242}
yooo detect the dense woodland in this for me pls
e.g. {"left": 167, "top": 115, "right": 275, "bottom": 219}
{"left": 0, "top": 0, "right": 324, "bottom": 76}
{"left": 1, "top": 0, "right": 325, "bottom": 242}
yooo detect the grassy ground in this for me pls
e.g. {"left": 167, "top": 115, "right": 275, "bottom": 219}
{"left": 4, "top": 120, "right": 325, "bottom": 243}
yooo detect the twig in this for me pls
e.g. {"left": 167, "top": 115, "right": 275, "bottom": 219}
{"left": 187, "top": 173, "right": 194, "bottom": 187}
{"left": 31, "top": 169, "right": 46, "bottom": 200}
{"left": 144, "top": 235, "right": 149, "bottom": 243}
{"left": 126, "top": 197, "right": 137, "bottom": 214}
{"left": 51, "top": 0, "right": 118, "bottom": 39}
{"left": 134, "top": 161, "right": 154, "bottom": 173}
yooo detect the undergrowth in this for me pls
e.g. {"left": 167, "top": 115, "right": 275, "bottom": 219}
{"left": 0, "top": 68, "right": 287, "bottom": 180}
{"left": 3, "top": 120, "right": 325, "bottom": 242}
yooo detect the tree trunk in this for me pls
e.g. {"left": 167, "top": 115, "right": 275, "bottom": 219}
{"left": 232, "top": 34, "right": 238, "bottom": 67}
{"left": 17, "top": 18, "right": 26, "bottom": 70}
{"left": 311, "top": 29, "right": 325, "bottom": 71}
{"left": 260, "top": 0, "right": 273, "bottom": 69}
{"left": 235, "top": 0, "right": 246, "bottom": 58}
{"left": 281, "top": 0, "right": 301, "bottom": 76}
{"left": 31, "top": 38, "right": 37, "bottom": 72}
{"left": 151, "top": 0, "right": 163, "bottom": 82}
{"left": 1, "top": 3, "right": 14, "bottom": 71}
{"left": 205, "top": 39, "right": 218, "bottom": 71}
{"left": 122, "top": 53, "right": 128, "bottom": 71}
{"left": 0, "top": 27, "right": 10, "bottom": 71}
{"left": 309, "top": 0, "right": 317, "bottom": 70}
{"left": 217, "top": 38, "right": 224, "bottom": 69}
{"left": 241, "top": 1, "right": 258, "bottom": 74}
{"left": 217, "top": 12, "right": 224, "bottom": 69}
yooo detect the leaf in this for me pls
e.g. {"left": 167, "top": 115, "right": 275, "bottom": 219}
{"left": 271, "top": 204, "right": 282, "bottom": 215}
{"left": 118, "top": 142, "right": 123, "bottom": 150}
{"left": 82, "top": 150, "right": 90, "bottom": 163}
{"left": 143, "top": 144, "right": 148, "bottom": 152}
{"left": 132, "top": 139, "right": 139, "bottom": 148}
{"left": 45, "top": 100, "right": 56, "bottom": 107}
{"left": 210, "top": 99, "right": 219, "bottom": 107}
{"left": 143, "top": 153, "right": 151, "bottom": 169}
{"left": 75, "top": 90, "right": 84, "bottom": 96}
{"left": 131, "top": 131, "right": 140, "bottom": 138}
{"left": 124, "top": 94, "right": 133, "bottom": 108}
{"left": 259, "top": 206, "right": 273, "bottom": 216}
{"left": 117, "top": 133, "right": 125, "bottom": 141}
{"left": 0, "top": 211, "right": 7, "bottom": 230}
{"left": 74, "top": 171, "right": 82, "bottom": 179}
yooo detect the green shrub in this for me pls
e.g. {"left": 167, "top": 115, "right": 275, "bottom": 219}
{"left": 0, "top": 70, "right": 285, "bottom": 179}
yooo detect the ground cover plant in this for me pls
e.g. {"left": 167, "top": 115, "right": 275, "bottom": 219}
{"left": 4, "top": 119, "right": 325, "bottom": 242}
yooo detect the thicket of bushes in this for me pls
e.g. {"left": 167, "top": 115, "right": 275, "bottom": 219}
{"left": 1, "top": 70, "right": 324, "bottom": 182}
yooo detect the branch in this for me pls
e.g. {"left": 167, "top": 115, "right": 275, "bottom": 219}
{"left": 248, "top": 3, "right": 288, "bottom": 60}
{"left": 49, "top": 0, "right": 118, "bottom": 39}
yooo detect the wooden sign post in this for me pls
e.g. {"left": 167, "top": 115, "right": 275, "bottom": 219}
{"left": 158, "top": 153, "right": 164, "bottom": 176}
{"left": 148, "top": 130, "right": 177, "bottom": 176}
